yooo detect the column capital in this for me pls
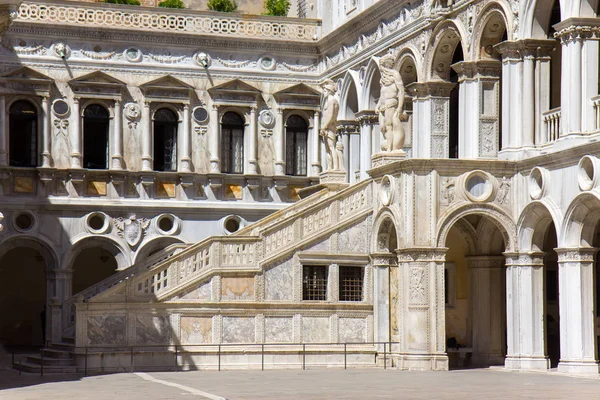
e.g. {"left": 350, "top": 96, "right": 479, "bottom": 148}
{"left": 451, "top": 60, "right": 502, "bottom": 81}
{"left": 495, "top": 39, "right": 556, "bottom": 61}
{"left": 370, "top": 252, "right": 397, "bottom": 267}
{"left": 355, "top": 110, "right": 377, "bottom": 125}
{"left": 396, "top": 247, "right": 448, "bottom": 263}
{"left": 555, "top": 247, "right": 598, "bottom": 263}
{"left": 503, "top": 251, "right": 546, "bottom": 267}
{"left": 406, "top": 81, "right": 455, "bottom": 99}
{"left": 276, "top": 107, "right": 284, "bottom": 115}
{"left": 183, "top": 103, "right": 189, "bottom": 111}
{"left": 553, "top": 17, "right": 600, "bottom": 43}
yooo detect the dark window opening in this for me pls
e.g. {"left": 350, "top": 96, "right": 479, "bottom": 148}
{"left": 285, "top": 115, "right": 308, "bottom": 176}
{"left": 303, "top": 265, "right": 327, "bottom": 301}
{"left": 153, "top": 108, "right": 178, "bottom": 172}
{"left": 9, "top": 100, "right": 37, "bottom": 167}
{"left": 83, "top": 104, "right": 110, "bottom": 169}
{"left": 339, "top": 266, "right": 363, "bottom": 302}
{"left": 221, "top": 111, "right": 244, "bottom": 174}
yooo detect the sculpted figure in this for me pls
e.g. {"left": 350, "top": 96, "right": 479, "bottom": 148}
{"left": 376, "top": 53, "right": 407, "bottom": 152}
{"left": 320, "top": 79, "right": 343, "bottom": 171}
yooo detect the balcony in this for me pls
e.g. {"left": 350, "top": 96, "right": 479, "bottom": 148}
{"left": 15, "top": 1, "right": 321, "bottom": 42}
{"left": 542, "top": 107, "right": 561, "bottom": 144}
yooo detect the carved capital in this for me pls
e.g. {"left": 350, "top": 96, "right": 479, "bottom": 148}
{"left": 503, "top": 251, "right": 546, "bottom": 267}
{"left": 555, "top": 247, "right": 598, "bottom": 263}
{"left": 451, "top": 60, "right": 502, "bottom": 81}
{"left": 396, "top": 247, "right": 448, "bottom": 263}
{"left": 495, "top": 39, "right": 556, "bottom": 61}
{"left": 406, "top": 81, "right": 455, "bottom": 98}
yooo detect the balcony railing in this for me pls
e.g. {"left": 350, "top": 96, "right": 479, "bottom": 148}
{"left": 16, "top": 1, "right": 320, "bottom": 41}
{"left": 542, "top": 107, "right": 561, "bottom": 143}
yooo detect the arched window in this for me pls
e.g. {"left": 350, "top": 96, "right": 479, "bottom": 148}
{"left": 9, "top": 100, "right": 37, "bottom": 167}
{"left": 221, "top": 111, "right": 244, "bottom": 174}
{"left": 83, "top": 104, "right": 109, "bottom": 169}
{"left": 285, "top": 115, "right": 308, "bottom": 176}
{"left": 153, "top": 108, "right": 178, "bottom": 172}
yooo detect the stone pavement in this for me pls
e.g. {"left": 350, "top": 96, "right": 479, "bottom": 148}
{"left": 0, "top": 367, "right": 599, "bottom": 400}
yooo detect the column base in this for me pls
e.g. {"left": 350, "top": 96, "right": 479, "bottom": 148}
{"left": 394, "top": 354, "right": 449, "bottom": 371}
{"left": 557, "top": 360, "right": 600, "bottom": 374}
{"left": 505, "top": 356, "right": 550, "bottom": 370}
{"left": 371, "top": 151, "right": 406, "bottom": 169}
{"left": 141, "top": 158, "right": 153, "bottom": 172}
{"left": 111, "top": 155, "right": 124, "bottom": 171}
{"left": 70, "top": 154, "right": 82, "bottom": 169}
{"left": 41, "top": 152, "right": 53, "bottom": 168}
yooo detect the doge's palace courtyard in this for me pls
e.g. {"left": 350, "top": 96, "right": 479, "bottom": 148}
{"left": 0, "top": 369, "right": 599, "bottom": 400}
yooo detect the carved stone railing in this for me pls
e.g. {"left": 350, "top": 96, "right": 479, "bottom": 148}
{"left": 542, "top": 107, "right": 561, "bottom": 143}
{"left": 16, "top": 1, "right": 320, "bottom": 41}
{"left": 61, "top": 243, "right": 188, "bottom": 338}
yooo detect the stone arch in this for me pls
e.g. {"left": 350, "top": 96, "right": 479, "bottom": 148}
{"left": 561, "top": 191, "right": 600, "bottom": 247}
{"left": 339, "top": 70, "right": 361, "bottom": 119}
{"left": 522, "top": 0, "right": 564, "bottom": 39}
{"left": 517, "top": 200, "right": 563, "bottom": 251}
{"left": 436, "top": 203, "right": 517, "bottom": 251}
{"left": 134, "top": 236, "right": 186, "bottom": 265}
{"left": 0, "top": 234, "right": 59, "bottom": 271}
{"left": 426, "top": 20, "right": 469, "bottom": 81}
{"left": 372, "top": 208, "right": 401, "bottom": 252}
{"left": 472, "top": 3, "right": 511, "bottom": 60}
{"left": 362, "top": 57, "right": 381, "bottom": 111}
{"left": 64, "top": 235, "right": 131, "bottom": 271}
{"left": 395, "top": 47, "right": 421, "bottom": 87}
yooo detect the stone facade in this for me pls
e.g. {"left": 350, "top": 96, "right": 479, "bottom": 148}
{"left": 3, "top": 0, "right": 600, "bottom": 375}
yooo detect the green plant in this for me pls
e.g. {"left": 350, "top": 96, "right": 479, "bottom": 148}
{"left": 264, "top": 0, "right": 290, "bottom": 16}
{"left": 207, "top": 0, "right": 238, "bottom": 12}
{"left": 103, "top": 0, "right": 141, "bottom": 5}
{"left": 158, "top": 0, "right": 185, "bottom": 8}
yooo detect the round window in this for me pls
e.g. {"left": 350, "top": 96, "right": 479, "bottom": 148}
{"left": 193, "top": 107, "right": 209, "bottom": 123}
{"left": 14, "top": 212, "right": 34, "bottom": 231}
{"left": 156, "top": 214, "right": 178, "bottom": 235}
{"left": 529, "top": 167, "right": 546, "bottom": 200}
{"left": 223, "top": 215, "right": 244, "bottom": 235}
{"left": 159, "top": 216, "right": 174, "bottom": 232}
{"left": 85, "top": 212, "right": 109, "bottom": 234}
{"left": 52, "top": 99, "right": 69, "bottom": 117}
{"left": 578, "top": 156, "right": 597, "bottom": 191}
{"left": 464, "top": 171, "right": 494, "bottom": 203}
{"left": 88, "top": 214, "right": 105, "bottom": 231}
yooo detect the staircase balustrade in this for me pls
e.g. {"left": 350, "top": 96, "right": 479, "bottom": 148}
{"left": 542, "top": 107, "right": 561, "bottom": 143}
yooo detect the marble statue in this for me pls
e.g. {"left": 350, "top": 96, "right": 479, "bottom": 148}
{"left": 320, "top": 79, "right": 343, "bottom": 171}
{"left": 376, "top": 53, "right": 407, "bottom": 152}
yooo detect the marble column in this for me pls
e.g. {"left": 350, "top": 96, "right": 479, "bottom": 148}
{"left": 111, "top": 99, "right": 124, "bottom": 170}
{"left": 356, "top": 112, "right": 375, "bottom": 179}
{"left": 41, "top": 96, "right": 53, "bottom": 168}
{"left": 504, "top": 252, "right": 549, "bottom": 370}
{"left": 371, "top": 253, "right": 393, "bottom": 352}
{"left": 141, "top": 101, "right": 152, "bottom": 171}
{"left": 180, "top": 104, "right": 191, "bottom": 172}
{"left": 311, "top": 110, "right": 321, "bottom": 176}
{"left": 70, "top": 98, "right": 82, "bottom": 168}
{"left": 466, "top": 256, "right": 506, "bottom": 366}
{"left": 556, "top": 248, "right": 599, "bottom": 374}
{"left": 396, "top": 248, "right": 448, "bottom": 371}
{"left": 452, "top": 60, "right": 502, "bottom": 158}
{"left": 274, "top": 108, "right": 285, "bottom": 176}
{"left": 248, "top": 106, "right": 258, "bottom": 174}
{"left": 0, "top": 95, "right": 7, "bottom": 166}
{"left": 407, "top": 82, "right": 455, "bottom": 159}
{"left": 209, "top": 105, "right": 220, "bottom": 173}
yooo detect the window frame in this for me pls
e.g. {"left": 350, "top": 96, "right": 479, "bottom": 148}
{"left": 8, "top": 99, "right": 39, "bottom": 168}
{"left": 302, "top": 264, "right": 328, "bottom": 301}
{"left": 339, "top": 265, "right": 364, "bottom": 302}
{"left": 82, "top": 102, "right": 111, "bottom": 170}
{"left": 285, "top": 114, "right": 308, "bottom": 177}
{"left": 220, "top": 111, "right": 245, "bottom": 174}
{"left": 152, "top": 106, "right": 180, "bottom": 172}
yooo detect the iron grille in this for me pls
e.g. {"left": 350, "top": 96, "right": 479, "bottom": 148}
{"left": 303, "top": 265, "right": 327, "bottom": 301}
{"left": 339, "top": 266, "right": 363, "bottom": 302}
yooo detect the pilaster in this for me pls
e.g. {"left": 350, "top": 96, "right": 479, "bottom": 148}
{"left": 141, "top": 100, "right": 152, "bottom": 171}
{"left": 356, "top": 111, "right": 376, "bottom": 180}
{"left": 41, "top": 96, "right": 53, "bottom": 168}
{"left": 111, "top": 99, "right": 124, "bottom": 170}
{"left": 70, "top": 98, "right": 82, "bottom": 168}
{"left": 209, "top": 104, "right": 220, "bottom": 173}
{"left": 180, "top": 104, "right": 191, "bottom": 172}
{"left": 370, "top": 252, "right": 394, "bottom": 350}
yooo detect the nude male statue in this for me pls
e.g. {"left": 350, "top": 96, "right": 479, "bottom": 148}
{"left": 320, "top": 79, "right": 342, "bottom": 171}
{"left": 375, "top": 53, "right": 407, "bottom": 152}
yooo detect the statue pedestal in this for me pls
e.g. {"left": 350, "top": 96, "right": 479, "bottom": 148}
{"left": 318, "top": 170, "right": 349, "bottom": 190}
{"left": 371, "top": 151, "right": 407, "bottom": 169}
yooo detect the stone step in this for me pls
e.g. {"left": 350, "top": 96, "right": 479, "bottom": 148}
{"left": 50, "top": 342, "right": 75, "bottom": 351}
{"left": 26, "top": 355, "right": 75, "bottom": 366}
{"left": 42, "top": 348, "right": 73, "bottom": 359}
{"left": 13, "top": 361, "right": 78, "bottom": 374}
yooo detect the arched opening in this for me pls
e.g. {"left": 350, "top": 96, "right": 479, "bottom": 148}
{"left": 0, "top": 247, "right": 47, "bottom": 347}
{"left": 344, "top": 79, "right": 359, "bottom": 119}
{"left": 72, "top": 247, "right": 118, "bottom": 295}
{"left": 542, "top": 222, "right": 560, "bottom": 367}
{"left": 444, "top": 214, "right": 506, "bottom": 368}
{"left": 449, "top": 43, "right": 463, "bottom": 159}
{"left": 153, "top": 108, "right": 178, "bottom": 172}
{"left": 285, "top": 115, "right": 308, "bottom": 176}
{"left": 367, "top": 66, "right": 382, "bottom": 151}
{"left": 83, "top": 104, "right": 110, "bottom": 170}
{"left": 548, "top": 0, "right": 562, "bottom": 111}
{"left": 397, "top": 53, "right": 418, "bottom": 149}
{"left": 221, "top": 111, "right": 245, "bottom": 174}
{"left": 9, "top": 100, "right": 38, "bottom": 167}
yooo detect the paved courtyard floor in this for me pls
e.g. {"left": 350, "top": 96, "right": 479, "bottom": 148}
{"left": 0, "top": 367, "right": 599, "bottom": 400}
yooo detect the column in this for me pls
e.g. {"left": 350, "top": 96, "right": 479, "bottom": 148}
{"left": 311, "top": 110, "right": 321, "bottom": 176}
{"left": 341, "top": 128, "right": 350, "bottom": 180}
{"left": 350, "top": 128, "right": 360, "bottom": 183}
{"left": 141, "top": 101, "right": 152, "bottom": 171}
{"left": 407, "top": 82, "right": 455, "bottom": 159}
{"left": 274, "top": 108, "right": 285, "bottom": 175}
{"left": 41, "top": 96, "right": 52, "bottom": 168}
{"left": 467, "top": 256, "right": 506, "bottom": 366}
{"left": 396, "top": 248, "right": 448, "bottom": 371}
{"left": 0, "top": 95, "right": 7, "bottom": 166}
{"left": 70, "top": 98, "right": 82, "bottom": 168}
{"left": 248, "top": 106, "right": 258, "bottom": 174}
{"left": 209, "top": 105, "right": 220, "bottom": 173}
{"left": 111, "top": 99, "right": 124, "bottom": 170}
{"left": 504, "top": 252, "right": 549, "bottom": 370}
{"left": 180, "top": 104, "right": 191, "bottom": 172}
{"left": 556, "top": 248, "right": 599, "bottom": 374}
{"left": 582, "top": 34, "right": 599, "bottom": 132}
{"left": 360, "top": 119, "right": 372, "bottom": 179}
{"left": 371, "top": 253, "right": 393, "bottom": 352}
{"left": 522, "top": 54, "right": 536, "bottom": 146}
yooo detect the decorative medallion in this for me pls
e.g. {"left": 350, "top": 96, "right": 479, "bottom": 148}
{"left": 259, "top": 109, "right": 275, "bottom": 128}
{"left": 114, "top": 215, "right": 150, "bottom": 247}
{"left": 380, "top": 175, "right": 394, "bottom": 206}
{"left": 194, "top": 52, "right": 212, "bottom": 68}
{"left": 259, "top": 56, "right": 276, "bottom": 71}
{"left": 124, "top": 103, "right": 141, "bottom": 121}
{"left": 193, "top": 106, "right": 209, "bottom": 123}
{"left": 124, "top": 48, "right": 143, "bottom": 63}
{"left": 52, "top": 99, "right": 70, "bottom": 117}
{"left": 52, "top": 42, "right": 71, "bottom": 59}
